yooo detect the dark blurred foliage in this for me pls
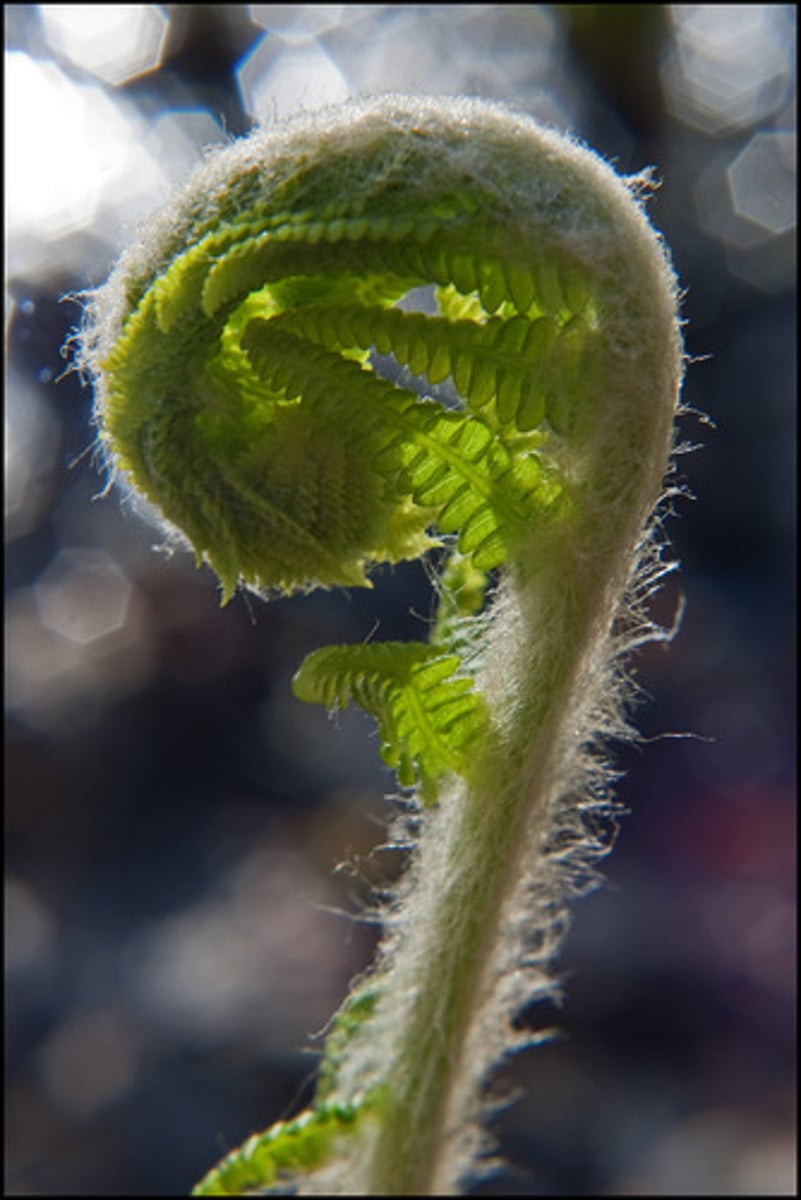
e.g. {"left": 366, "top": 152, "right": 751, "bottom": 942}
{"left": 5, "top": 4, "right": 796, "bottom": 1195}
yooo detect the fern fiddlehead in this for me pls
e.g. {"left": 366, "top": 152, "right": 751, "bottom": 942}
{"left": 78, "top": 96, "right": 683, "bottom": 1195}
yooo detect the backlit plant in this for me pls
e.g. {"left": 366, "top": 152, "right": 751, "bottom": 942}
{"left": 77, "top": 95, "right": 684, "bottom": 1195}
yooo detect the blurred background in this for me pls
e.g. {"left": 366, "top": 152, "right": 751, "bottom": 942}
{"left": 4, "top": 4, "right": 796, "bottom": 1195}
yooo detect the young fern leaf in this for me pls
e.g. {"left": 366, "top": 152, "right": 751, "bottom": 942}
{"left": 77, "top": 95, "right": 684, "bottom": 1196}
{"left": 293, "top": 642, "right": 489, "bottom": 804}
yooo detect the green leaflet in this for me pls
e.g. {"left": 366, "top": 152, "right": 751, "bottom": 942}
{"left": 293, "top": 642, "right": 489, "bottom": 804}
{"left": 273, "top": 303, "right": 565, "bottom": 431}
{"left": 191, "top": 1099, "right": 370, "bottom": 1196}
{"left": 314, "top": 988, "right": 381, "bottom": 1103}
{"left": 191, "top": 989, "right": 385, "bottom": 1195}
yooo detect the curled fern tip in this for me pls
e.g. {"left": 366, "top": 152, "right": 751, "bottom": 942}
{"left": 79, "top": 94, "right": 683, "bottom": 1197}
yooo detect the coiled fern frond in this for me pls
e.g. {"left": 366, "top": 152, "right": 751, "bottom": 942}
{"left": 78, "top": 95, "right": 684, "bottom": 1196}
{"left": 86, "top": 101, "right": 607, "bottom": 603}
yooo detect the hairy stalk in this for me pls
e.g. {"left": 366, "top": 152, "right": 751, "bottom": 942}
{"left": 76, "top": 95, "right": 683, "bottom": 1195}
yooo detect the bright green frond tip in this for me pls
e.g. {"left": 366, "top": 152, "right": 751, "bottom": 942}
{"left": 293, "top": 641, "right": 489, "bottom": 804}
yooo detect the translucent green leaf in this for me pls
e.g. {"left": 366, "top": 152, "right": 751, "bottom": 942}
{"left": 293, "top": 642, "right": 489, "bottom": 804}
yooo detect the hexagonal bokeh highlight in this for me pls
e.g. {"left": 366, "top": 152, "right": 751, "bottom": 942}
{"left": 727, "top": 132, "right": 797, "bottom": 237}
{"left": 662, "top": 5, "right": 793, "bottom": 136}
{"left": 34, "top": 548, "right": 132, "bottom": 646}
{"left": 237, "top": 33, "right": 349, "bottom": 121}
{"left": 39, "top": 3, "right": 169, "bottom": 87}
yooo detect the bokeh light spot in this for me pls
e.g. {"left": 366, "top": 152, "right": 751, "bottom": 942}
{"left": 663, "top": 5, "right": 793, "bottom": 135}
{"left": 249, "top": 4, "right": 346, "bottom": 44}
{"left": 237, "top": 34, "right": 349, "bottom": 121}
{"left": 147, "top": 108, "right": 226, "bottom": 186}
{"left": 34, "top": 548, "right": 132, "bottom": 646}
{"left": 727, "top": 132, "right": 797, "bottom": 236}
{"left": 39, "top": 3, "right": 168, "bottom": 87}
{"left": 5, "top": 50, "right": 167, "bottom": 276}
{"left": 128, "top": 844, "right": 357, "bottom": 1050}
{"left": 5, "top": 369, "right": 60, "bottom": 542}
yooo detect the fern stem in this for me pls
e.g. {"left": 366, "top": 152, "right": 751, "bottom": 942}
{"left": 364, "top": 533, "right": 667, "bottom": 1194}
{"left": 77, "top": 95, "right": 683, "bottom": 1195}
